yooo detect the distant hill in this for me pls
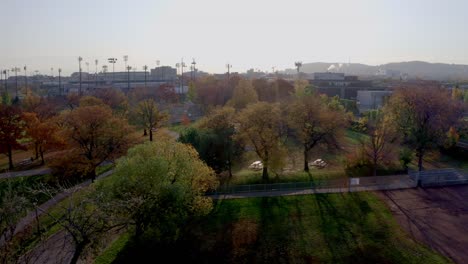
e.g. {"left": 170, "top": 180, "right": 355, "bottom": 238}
{"left": 284, "top": 61, "right": 468, "bottom": 81}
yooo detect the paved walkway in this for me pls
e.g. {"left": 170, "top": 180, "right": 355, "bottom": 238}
{"left": 0, "top": 170, "right": 114, "bottom": 247}
{"left": 0, "top": 167, "right": 52, "bottom": 179}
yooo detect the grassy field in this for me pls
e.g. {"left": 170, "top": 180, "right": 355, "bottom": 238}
{"left": 100, "top": 193, "right": 450, "bottom": 264}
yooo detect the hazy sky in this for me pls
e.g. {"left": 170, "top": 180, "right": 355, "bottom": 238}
{"left": 1, "top": 0, "right": 468, "bottom": 75}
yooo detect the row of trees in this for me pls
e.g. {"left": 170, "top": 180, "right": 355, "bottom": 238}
{"left": 181, "top": 80, "right": 466, "bottom": 180}
{"left": 0, "top": 88, "right": 171, "bottom": 180}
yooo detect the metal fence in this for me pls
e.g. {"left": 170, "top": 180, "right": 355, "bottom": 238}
{"left": 410, "top": 168, "right": 468, "bottom": 187}
{"left": 209, "top": 174, "right": 417, "bottom": 196}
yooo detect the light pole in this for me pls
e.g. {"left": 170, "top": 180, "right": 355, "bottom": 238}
{"left": 12, "top": 67, "right": 20, "bottom": 99}
{"left": 95, "top": 59, "right": 98, "bottom": 88}
{"left": 4, "top": 69, "right": 9, "bottom": 94}
{"left": 126, "top": 65, "right": 131, "bottom": 92}
{"left": 180, "top": 58, "right": 186, "bottom": 90}
{"left": 143, "top": 65, "right": 148, "bottom": 88}
{"left": 58, "top": 68, "right": 62, "bottom": 96}
{"left": 107, "top": 58, "right": 117, "bottom": 83}
{"left": 85, "top": 62, "right": 89, "bottom": 82}
{"left": 123, "top": 55, "right": 128, "bottom": 70}
{"left": 156, "top": 60, "right": 160, "bottom": 80}
{"left": 24, "top": 65, "right": 28, "bottom": 90}
{"left": 294, "top": 61, "right": 302, "bottom": 79}
{"left": 78, "top": 56, "right": 83, "bottom": 95}
{"left": 102, "top": 65, "right": 108, "bottom": 82}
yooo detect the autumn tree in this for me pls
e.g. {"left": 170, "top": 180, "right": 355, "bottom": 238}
{"left": 287, "top": 94, "right": 346, "bottom": 172}
{"left": 387, "top": 86, "right": 463, "bottom": 171}
{"left": 135, "top": 99, "right": 169, "bottom": 141}
{"left": 227, "top": 79, "right": 258, "bottom": 110}
{"left": 360, "top": 110, "right": 398, "bottom": 176}
{"left": 92, "top": 88, "right": 128, "bottom": 116}
{"left": 236, "top": 102, "right": 287, "bottom": 180}
{"left": 155, "top": 84, "right": 179, "bottom": 104}
{"left": 55, "top": 100, "right": 135, "bottom": 181}
{"left": 22, "top": 112, "right": 64, "bottom": 165}
{"left": 98, "top": 140, "right": 218, "bottom": 240}
{"left": 0, "top": 105, "right": 25, "bottom": 170}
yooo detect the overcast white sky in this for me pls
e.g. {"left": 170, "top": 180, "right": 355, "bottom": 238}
{"left": 1, "top": 0, "right": 468, "bottom": 75}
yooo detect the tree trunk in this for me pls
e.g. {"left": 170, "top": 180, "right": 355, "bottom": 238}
{"left": 149, "top": 129, "right": 153, "bottom": 141}
{"left": 417, "top": 152, "right": 423, "bottom": 172}
{"left": 143, "top": 129, "right": 147, "bottom": 136}
{"left": 89, "top": 169, "right": 97, "bottom": 183}
{"left": 262, "top": 166, "right": 268, "bottom": 181}
{"left": 70, "top": 241, "right": 86, "bottom": 264}
{"left": 40, "top": 146, "right": 45, "bottom": 165}
{"left": 304, "top": 147, "right": 309, "bottom": 172}
{"left": 7, "top": 144, "right": 14, "bottom": 170}
{"left": 34, "top": 142, "right": 39, "bottom": 159}
{"left": 372, "top": 163, "right": 377, "bottom": 176}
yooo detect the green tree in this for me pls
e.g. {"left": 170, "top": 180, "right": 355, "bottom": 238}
{"left": 227, "top": 79, "right": 258, "bottom": 110}
{"left": 99, "top": 140, "right": 218, "bottom": 240}
{"left": 135, "top": 99, "right": 169, "bottom": 141}
{"left": 180, "top": 107, "right": 242, "bottom": 176}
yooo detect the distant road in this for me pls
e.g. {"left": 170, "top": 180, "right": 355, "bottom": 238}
{"left": 0, "top": 167, "right": 52, "bottom": 179}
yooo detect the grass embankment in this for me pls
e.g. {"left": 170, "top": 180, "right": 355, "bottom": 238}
{"left": 99, "top": 193, "right": 450, "bottom": 264}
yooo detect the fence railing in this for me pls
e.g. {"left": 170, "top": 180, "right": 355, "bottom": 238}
{"left": 209, "top": 174, "right": 416, "bottom": 195}
{"left": 210, "top": 169, "right": 468, "bottom": 196}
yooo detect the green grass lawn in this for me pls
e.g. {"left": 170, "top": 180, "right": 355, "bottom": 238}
{"left": 101, "top": 193, "right": 450, "bottom": 264}
{"left": 230, "top": 169, "right": 346, "bottom": 185}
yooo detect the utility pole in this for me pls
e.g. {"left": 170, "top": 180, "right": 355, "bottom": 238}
{"left": 24, "top": 65, "right": 28, "bottom": 90}
{"left": 12, "top": 67, "right": 20, "bottom": 99}
{"left": 3, "top": 70, "right": 7, "bottom": 94}
{"left": 58, "top": 68, "right": 62, "bottom": 96}
{"left": 226, "top": 63, "right": 232, "bottom": 81}
{"left": 78, "top": 56, "right": 83, "bottom": 95}
{"left": 95, "top": 59, "right": 98, "bottom": 88}
{"left": 180, "top": 59, "right": 186, "bottom": 91}
{"left": 143, "top": 65, "right": 148, "bottom": 88}
{"left": 191, "top": 58, "right": 196, "bottom": 82}
{"left": 107, "top": 58, "right": 117, "bottom": 83}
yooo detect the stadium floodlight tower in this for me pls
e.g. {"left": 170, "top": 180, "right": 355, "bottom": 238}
{"left": 78, "top": 56, "right": 83, "bottom": 95}
{"left": 107, "top": 58, "right": 117, "bottom": 83}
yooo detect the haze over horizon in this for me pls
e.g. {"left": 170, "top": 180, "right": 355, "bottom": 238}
{"left": 1, "top": 0, "right": 468, "bottom": 75}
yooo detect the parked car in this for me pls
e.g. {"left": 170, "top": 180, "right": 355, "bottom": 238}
{"left": 309, "top": 159, "right": 327, "bottom": 169}
{"left": 248, "top": 161, "right": 263, "bottom": 170}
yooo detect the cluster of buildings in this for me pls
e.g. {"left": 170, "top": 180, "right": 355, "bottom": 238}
{"left": 310, "top": 72, "right": 393, "bottom": 114}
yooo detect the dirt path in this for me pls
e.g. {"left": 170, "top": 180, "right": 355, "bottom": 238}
{"left": 378, "top": 186, "right": 468, "bottom": 264}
